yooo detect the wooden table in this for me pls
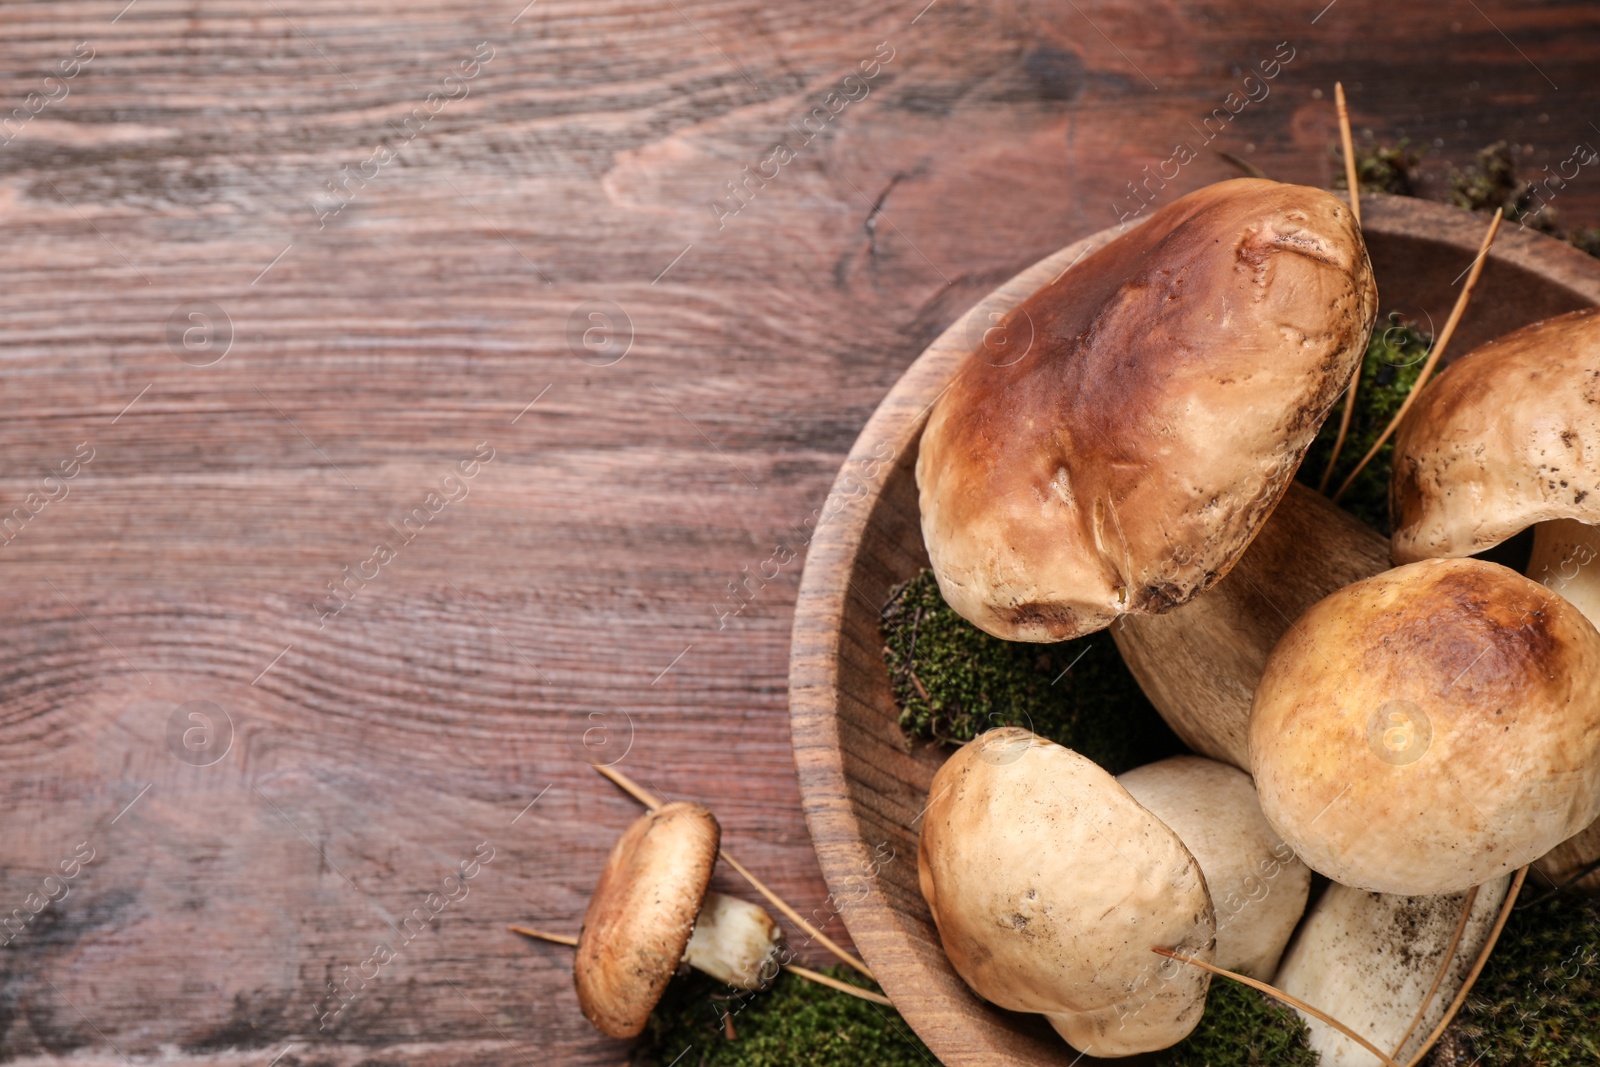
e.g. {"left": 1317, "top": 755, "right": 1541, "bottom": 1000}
{"left": 1, "top": 2, "right": 1596, "bottom": 1063}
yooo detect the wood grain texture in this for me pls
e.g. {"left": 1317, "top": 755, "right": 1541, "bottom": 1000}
{"left": 2, "top": 1, "right": 1600, "bottom": 1064}
{"left": 789, "top": 197, "right": 1600, "bottom": 1066}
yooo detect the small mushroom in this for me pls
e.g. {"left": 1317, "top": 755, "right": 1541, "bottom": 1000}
{"left": 1114, "top": 481, "right": 1391, "bottom": 768}
{"left": 1249, "top": 556, "right": 1600, "bottom": 895}
{"left": 917, "top": 178, "right": 1376, "bottom": 643}
{"left": 918, "top": 728, "right": 1215, "bottom": 1056}
{"left": 1117, "top": 756, "right": 1311, "bottom": 979}
{"left": 1274, "top": 875, "right": 1513, "bottom": 1067}
{"left": 574, "top": 802, "right": 783, "bottom": 1038}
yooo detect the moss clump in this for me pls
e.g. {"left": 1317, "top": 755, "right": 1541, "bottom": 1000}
{"left": 1570, "top": 228, "right": 1600, "bottom": 259}
{"left": 880, "top": 569, "right": 1178, "bottom": 772}
{"left": 1450, "top": 141, "right": 1560, "bottom": 233}
{"left": 1437, "top": 892, "right": 1600, "bottom": 1066}
{"left": 1297, "top": 314, "right": 1431, "bottom": 535}
{"left": 636, "top": 965, "right": 933, "bottom": 1067}
{"left": 1161, "top": 982, "right": 1319, "bottom": 1067}
{"left": 1334, "top": 138, "right": 1425, "bottom": 196}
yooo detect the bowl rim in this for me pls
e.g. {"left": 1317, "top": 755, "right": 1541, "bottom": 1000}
{"left": 786, "top": 191, "right": 1600, "bottom": 1065}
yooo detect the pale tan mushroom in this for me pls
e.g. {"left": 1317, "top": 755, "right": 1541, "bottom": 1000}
{"left": 919, "top": 728, "right": 1215, "bottom": 1056}
{"left": 1249, "top": 556, "right": 1600, "bottom": 895}
{"left": 1274, "top": 875, "right": 1512, "bottom": 1067}
{"left": 1390, "top": 307, "right": 1600, "bottom": 891}
{"left": 574, "top": 802, "right": 782, "bottom": 1038}
{"left": 917, "top": 178, "right": 1376, "bottom": 643}
{"left": 1117, "top": 756, "right": 1310, "bottom": 979}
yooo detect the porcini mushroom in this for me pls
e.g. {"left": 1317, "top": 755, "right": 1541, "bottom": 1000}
{"left": 1391, "top": 306, "right": 1600, "bottom": 621}
{"left": 1388, "top": 307, "right": 1600, "bottom": 893}
{"left": 573, "top": 802, "right": 783, "bottom": 1037}
{"left": 1117, "top": 755, "right": 1310, "bottom": 979}
{"left": 1273, "top": 875, "right": 1513, "bottom": 1067}
{"left": 917, "top": 177, "right": 1376, "bottom": 643}
{"left": 918, "top": 727, "right": 1215, "bottom": 1056}
{"left": 1249, "top": 556, "right": 1600, "bottom": 896}
{"left": 512, "top": 798, "right": 890, "bottom": 1038}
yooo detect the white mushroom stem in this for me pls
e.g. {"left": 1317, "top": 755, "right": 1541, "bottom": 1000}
{"left": 1528, "top": 517, "right": 1600, "bottom": 627}
{"left": 1528, "top": 517, "right": 1600, "bottom": 893}
{"left": 1272, "top": 876, "right": 1512, "bottom": 1067}
{"left": 1155, "top": 949, "right": 1405, "bottom": 1067}
{"left": 683, "top": 891, "right": 784, "bottom": 991}
{"left": 509, "top": 908, "right": 893, "bottom": 1007}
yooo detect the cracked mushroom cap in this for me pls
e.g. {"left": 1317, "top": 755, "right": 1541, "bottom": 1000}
{"left": 917, "top": 178, "right": 1376, "bottom": 642}
{"left": 574, "top": 802, "right": 720, "bottom": 1038}
{"left": 918, "top": 728, "right": 1216, "bottom": 1057}
{"left": 1249, "top": 557, "right": 1600, "bottom": 896}
{"left": 1392, "top": 307, "right": 1600, "bottom": 562}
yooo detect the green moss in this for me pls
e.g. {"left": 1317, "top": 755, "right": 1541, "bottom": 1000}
{"left": 1570, "top": 228, "right": 1600, "bottom": 259}
{"left": 636, "top": 965, "right": 933, "bottom": 1067}
{"left": 1441, "top": 893, "right": 1600, "bottom": 1066}
{"left": 1334, "top": 138, "right": 1425, "bottom": 197}
{"left": 1449, "top": 141, "right": 1560, "bottom": 233}
{"left": 638, "top": 964, "right": 1320, "bottom": 1067}
{"left": 880, "top": 568, "right": 1179, "bottom": 772}
{"left": 1297, "top": 314, "right": 1431, "bottom": 535}
{"left": 1332, "top": 138, "right": 1600, "bottom": 259}
{"left": 1160, "top": 982, "right": 1318, "bottom": 1067}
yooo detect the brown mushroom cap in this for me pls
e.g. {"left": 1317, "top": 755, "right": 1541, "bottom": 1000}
{"left": 917, "top": 178, "right": 1376, "bottom": 642}
{"left": 1392, "top": 306, "right": 1600, "bottom": 562}
{"left": 574, "top": 802, "right": 721, "bottom": 1038}
{"left": 918, "top": 728, "right": 1215, "bottom": 1056}
{"left": 1249, "top": 557, "right": 1600, "bottom": 895}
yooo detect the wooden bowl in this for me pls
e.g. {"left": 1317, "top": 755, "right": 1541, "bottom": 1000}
{"left": 787, "top": 194, "right": 1600, "bottom": 1066}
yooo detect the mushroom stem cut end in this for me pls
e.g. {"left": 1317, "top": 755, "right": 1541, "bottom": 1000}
{"left": 683, "top": 891, "right": 785, "bottom": 991}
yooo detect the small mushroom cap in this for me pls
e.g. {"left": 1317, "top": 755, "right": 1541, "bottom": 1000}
{"left": 1392, "top": 306, "right": 1600, "bottom": 562}
{"left": 574, "top": 802, "right": 721, "bottom": 1038}
{"left": 1250, "top": 557, "right": 1600, "bottom": 895}
{"left": 917, "top": 178, "right": 1376, "bottom": 642}
{"left": 918, "top": 728, "right": 1215, "bottom": 1056}
{"left": 1117, "top": 756, "right": 1311, "bottom": 980}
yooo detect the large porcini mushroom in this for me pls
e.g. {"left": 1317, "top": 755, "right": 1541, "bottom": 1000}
{"left": 1114, "top": 481, "right": 1390, "bottom": 767}
{"left": 574, "top": 802, "right": 783, "bottom": 1037}
{"left": 1389, "top": 307, "right": 1600, "bottom": 892}
{"left": 918, "top": 727, "right": 1215, "bottom": 1056}
{"left": 1249, "top": 556, "right": 1600, "bottom": 896}
{"left": 1274, "top": 875, "right": 1512, "bottom": 1067}
{"left": 917, "top": 177, "right": 1376, "bottom": 643}
{"left": 1117, "top": 755, "right": 1311, "bottom": 979}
